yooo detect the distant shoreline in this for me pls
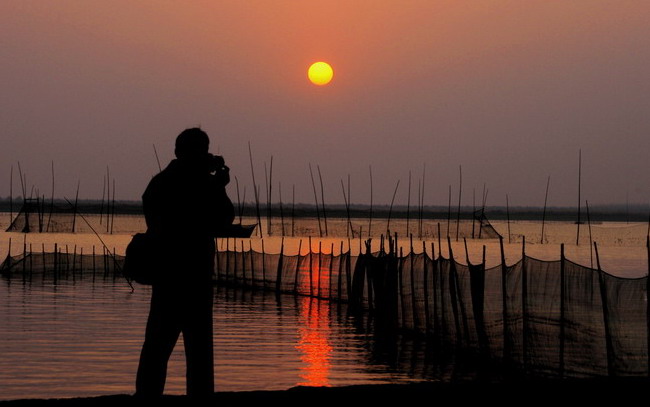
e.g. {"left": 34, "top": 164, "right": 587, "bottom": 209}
{"left": 0, "top": 198, "right": 647, "bottom": 223}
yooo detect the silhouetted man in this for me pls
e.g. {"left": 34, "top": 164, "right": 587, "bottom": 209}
{"left": 136, "top": 127, "right": 234, "bottom": 398}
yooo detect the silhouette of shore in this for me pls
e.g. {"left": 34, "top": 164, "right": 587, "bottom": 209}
{"left": 1, "top": 379, "right": 648, "bottom": 406}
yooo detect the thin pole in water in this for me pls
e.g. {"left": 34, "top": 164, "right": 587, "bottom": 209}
{"left": 506, "top": 194, "right": 511, "bottom": 244}
{"left": 46, "top": 162, "right": 55, "bottom": 232}
{"left": 447, "top": 184, "right": 452, "bottom": 239}
{"left": 153, "top": 144, "right": 162, "bottom": 172}
{"left": 541, "top": 176, "right": 550, "bottom": 244}
{"left": 235, "top": 176, "right": 242, "bottom": 224}
{"left": 456, "top": 165, "right": 462, "bottom": 242}
{"left": 368, "top": 165, "right": 373, "bottom": 238}
{"left": 279, "top": 182, "right": 285, "bottom": 236}
{"left": 9, "top": 165, "right": 13, "bottom": 225}
{"left": 576, "top": 149, "right": 582, "bottom": 245}
{"left": 291, "top": 184, "right": 296, "bottom": 237}
{"left": 308, "top": 163, "right": 322, "bottom": 237}
{"left": 247, "top": 141, "right": 263, "bottom": 237}
{"left": 71, "top": 180, "right": 80, "bottom": 233}
{"left": 386, "top": 179, "right": 400, "bottom": 235}
{"left": 340, "top": 179, "right": 351, "bottom": 238}
{"left": 406, "top": 170, "right": 411, "bottom": 238}
{"left": 317, "top": 165, "right": 328, "bottom": 237}
{"left": 586, "top": 200, "right": 594, "bottom": 269}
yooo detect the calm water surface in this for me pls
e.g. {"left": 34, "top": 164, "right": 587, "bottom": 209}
{"left": 0, "top": 275, "right": 433, "bottom": 401}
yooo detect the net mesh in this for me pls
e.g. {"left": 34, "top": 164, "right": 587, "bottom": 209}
{"left": 1, "top": 238, "right": 647, "bottom": 378}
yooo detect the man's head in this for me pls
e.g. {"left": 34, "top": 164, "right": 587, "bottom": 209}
{"left": 174, "top": 128, "right": 209, "bottom": 159}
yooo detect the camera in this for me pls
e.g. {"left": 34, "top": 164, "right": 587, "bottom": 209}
{"left": 208, "top": 154, "right": 226, "bottom": 172}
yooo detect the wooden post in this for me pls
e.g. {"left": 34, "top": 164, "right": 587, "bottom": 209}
{"left": 308, "top": 236, "right": 313, "bottom": 297}
{"left": 448, "top": 237, "right": 463, "bottom": 345}
{"left": 647, "top": 235, "right": 650, "bottom": 378}
{"left": 294, "top": 239, "right": 302, "bottom": 293}
{"left": 261, "top": 239, "right": 266, "bottom": 289}
{"left": 521, "top": 237, "right": 528, "bottom": 374}
{"left": 399, "top": 247, "right": 406, "bottom": 328}
{"left": 317, "top": 165, "right": 328, "bottom": 237}
{"left": 559, "top": 243, "right": 566, "bottom": 378}
{"left": 226, "top": 237, "right": 231, "bottom": 282}
{"left": 456, "top": 165, "right": 462, "bottom": 242}
{"left": 317, "top": 241, "right": 322, "bottom": 298}
{"left": 275, "top": 237, "right": 284, "bottom": 293}
{"left": 406, "top": 170, "right": 411, "bottom": 238}
{"left": 241, "top": 240, "right": 246, "bottom": 286}
{"left": 506, "top": 194, "right": 511, "bottom": 244}
{"left": 337, "top": 241, "right": 344, "bottom": 302}
{"left": 247, "top": 141, "right": 263, "bottom": 237}
{"left": 541, "top": 176, "right": 550, "bottom": 244}
{"left": 386, "top": 179, "right": 400, "bottom": 235}
{"left": 92, "top": 245, "right": 96, "bottom": 281}
{"left": 329, "top": 242, "right": 334, "bottom": 299}
{"left": 423, "top": 240, "right": 431, "bottom": 334}
{"left": 586, "top": 200, "right": 594, "bottom": 269}
{"left": 368, "top": 165, "right": 373, "bottom": 238}
{"left": 437, "top": 224, "right": 442, "bottom": 259}
{"left": 595, "top": 242, "right": 614, "bottom": 377}
{"left": 249, "top": 241, "right": 255, "bottom": 287}
{"left": 576, "top": 149, "right": 582, "bottom": 246}
{"left": 291, "top": 184, "right": 296, "bottom": 237}
{"left": 309, "top": 164, "right": 323, "bottom": 237}
{"left": 499, "top": 236, "right": 510, "bottom": 366}
{"left": 410, "top": 235, "right": 418, "bottom": 329}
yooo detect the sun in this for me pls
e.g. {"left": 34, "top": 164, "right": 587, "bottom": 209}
{"left": 308, "top": 62, "right": 333, "bottom": 86}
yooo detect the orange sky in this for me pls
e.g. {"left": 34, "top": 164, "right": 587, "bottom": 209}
{"left": 1, "top": 1, "right": 650, "bottom": 207}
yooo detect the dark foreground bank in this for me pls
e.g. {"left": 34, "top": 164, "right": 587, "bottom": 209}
{"left": 1, "top": 379, "right": 649, "bottom": 407}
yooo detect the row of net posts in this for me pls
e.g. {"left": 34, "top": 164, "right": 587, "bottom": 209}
{"left": 214, "top": 234, "right": 650, "bottom": 379}
{"left": 0, "top": 239, "right": 122, "bottom": 282}
{"left": 3, "top": 231, "right": 649, "bottom": 379}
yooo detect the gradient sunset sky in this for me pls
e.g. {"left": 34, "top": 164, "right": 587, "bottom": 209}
{"left": 2, "top": 1, "right": 649, "bottom": 207}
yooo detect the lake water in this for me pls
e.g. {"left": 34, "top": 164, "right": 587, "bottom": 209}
{"left": 0, "top": 214, "right": 648, "bottom": 400}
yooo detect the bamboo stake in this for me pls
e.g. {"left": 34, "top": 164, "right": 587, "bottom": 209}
{"left": 340, "top": 179, "right": 351, "bottom": 238}
{"left": 386, "top": 179, "right": 400, "bottom": 234}
{"left": 456, "top": 165, "right": 462, "bottom": 242}
{"left": 235, "top": 176, "right": 242, "bottom": 224}
{"left": 368, "top": 165, "right": 373, "bottom": 238}
{"left": 308, "top": 164, "right": 322, "bottom": 237}
{"left": 447, "top": 185, "right": 452, "bottom": 239}
{"left": 594, "top": 241, "right": 614, "bottom": 377}
{"left": 100, "top": 173, "right": 106, "bottom": 225}
{"left": 421, "top": 164, "right": 426, "bottom": 238}
{"left": 71, "top": 180, "right": 80, "bottom": 233}
{"left": 153, "top": 144, "right": 162, "bottom": 172}
{"left": 647, "top": 235, "right": 650, "bottom": 378}
{"left": 46, "top": 161, "right": 54, "bottom": 232}
{"left": 541, "top": 176, "right": 550, "bottom": 244}
{"left": 110, "top": 178, "right": 116, "bottom": 234}
{"left": 522, "top": 236, "right": 528, "bottom": 374}
{"left": 247, "top": 141, "right": 263, "bottom": 237}
{"left": 291, "top": 184, "right": 296, "bottom": 237}
{"left": 506, "top": 194, "right": 511, "bottom": 244}
{"left": 279, "top": 182, "right": 285, "bottom": 236}
{"left": 559, "top": 243, "right": 566, "bottom": 379}
{"left": 576, "top": 149, "right": 582, "bottom": 245}
{"left": 105, "top": 167, "right": 110, "bottom": 233}
{"left": 472, "top": 188, "right": 476, "bottom": 239}
{"left": 317, "top": 165, "right": 328, "bottom": 236}
{"left": 294, "top": 239, "right": 302, "bottom": 292}
{"left": 406, "top": 170, "right": 411, "bottom": 238}
{"left": 586, "top": 200, "right": 594, "bottom": 269}
{"left": 9, "top": 165, "right": 13, "bottom": 224}
{"left": 499, "top": 236, "right": 510, "bottom": 366}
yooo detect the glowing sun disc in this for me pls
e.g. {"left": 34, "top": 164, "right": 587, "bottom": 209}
{"left": 308, "top": 62, "right": 333, "bottom": 86}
